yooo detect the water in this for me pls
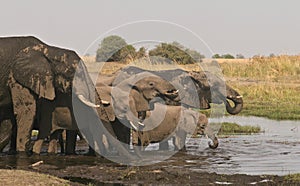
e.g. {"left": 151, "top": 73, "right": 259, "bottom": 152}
{"left": 0, "top": 116, "right": 299, "bottom": 176}
{"left": 187, "top": 116, "right": 300, "bottom": 176}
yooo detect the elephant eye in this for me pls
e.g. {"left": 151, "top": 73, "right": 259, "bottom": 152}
{"left": 149, "top": 82, "right": 154, "bottom": 86}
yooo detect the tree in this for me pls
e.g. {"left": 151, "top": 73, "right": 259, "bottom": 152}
{"left": 106, "top": 45, "right": 137, "bottom": 62}
{"left": 212, "top": 54, "right": 221, "bottom": 59}
{"left": 96, "top": 35, "right": 127, "bottom": 62}
{"left": 149, "top": 42, "right": 204, "bottom": 64}
{"left": 222, "top": 54, "right": 235, "bottom": 59}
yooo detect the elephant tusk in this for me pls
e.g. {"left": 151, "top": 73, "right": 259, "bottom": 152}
{"left": 138, "top": 121, "right": 145, "bottom": 126}
{"left": 164, "top": 89, "right": 179, "bottom": 95}
{"left": 100, "top": 100, "right": 110, "bottom": 105}
{"left": 129, "top": 121, "right": 145, "bottom": 130}
{"left": 236, "top": 95, "right": 243, "bottom": 99}
{"left": 129, "top": 121, "right": 138, "bottom": 130}
{"left": 78, "top": 95, "right": 100, "bottom": 108}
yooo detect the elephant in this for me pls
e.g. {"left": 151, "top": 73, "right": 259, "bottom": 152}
{"left": 111, "top": 66, "right": 243, "bottom": 114}
{"left": 114, "top": 98, "right": 218, "bottom": 152}
{"left": 97, "top": 65, "right": 242, "bottom": 150}
{"left": 30, "top": 71, "right": 181, "bottom": 155}
{"left": 32, "top": 106, "right": 72, "bottom": 154}
{"left": 0, "top": 36, "right": 147, "bottom": 158}
{"left": 0, "top": 106, "right": 16, "bottom": 153}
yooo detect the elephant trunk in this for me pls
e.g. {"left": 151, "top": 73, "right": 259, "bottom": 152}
{"left": 208, "top": 134, "right": 219, "bottom": 149}
{"left": 94, "top": 89, "right": 134, "bottom": 160}
{"left": 225, "top": 85, "right": 243, "bottom": 115}
{"left": 205, "top": 126, "right": 219, "bottom": 149}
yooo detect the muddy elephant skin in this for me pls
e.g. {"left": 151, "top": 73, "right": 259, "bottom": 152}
{"left": 0, "top": 36, "right": 134, "bottom": 158}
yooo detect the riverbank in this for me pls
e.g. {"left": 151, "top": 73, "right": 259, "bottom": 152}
{"left": 83, "top": 55, "right": 300, "bottom": 120}
{"left": 1, "top": 153, "right": 300, "bottom": 185}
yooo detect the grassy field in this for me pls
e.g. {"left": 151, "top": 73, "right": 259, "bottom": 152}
{"left": 220, "top": 56, "right": 300, "bottom": 120}
{"left": 82, "top": 55, "right": 300, "bottom": 120}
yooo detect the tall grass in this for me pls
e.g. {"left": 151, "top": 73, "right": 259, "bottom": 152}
{"left": 81, "top": 55, "right": 300, "bottom": 120}
{"left": 221, "top": 55, "right": 300, "bottom": 81}
{"left": 220, "top": 55, "right": 300, "bottom": 120}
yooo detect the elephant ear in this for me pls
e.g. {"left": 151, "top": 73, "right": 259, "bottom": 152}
{"left": 130, "top": 88, "right": 150, "bottom": 112}
{"left": 12, "top": 47, "right": 55, "bottom": 100}
{"left": 96, "top": 86, "right": 115, "bottom": 122}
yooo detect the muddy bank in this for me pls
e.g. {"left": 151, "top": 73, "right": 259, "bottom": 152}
{"left": 1, "top": 152, "right": 298, "bottom": 185}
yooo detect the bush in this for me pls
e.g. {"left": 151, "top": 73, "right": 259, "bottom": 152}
{"left": 149, "top": 42, "right": 204, "bottom": 65}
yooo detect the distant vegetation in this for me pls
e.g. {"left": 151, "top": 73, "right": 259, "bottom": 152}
{"left": 96, "top": 35, "right": 204, "bottom": 64}
{"left": 96, "top": 35, "right": 146, "bottom": 62}
{"left": 149, "top": 42, "right": 204, "bottom": 64}
{"left": 220, "top": 55, "right": 300, "bottom": 120}
{"left": 218, "top": 122, "right": 261, "bottom": 135}
{"left": 212, "top": 53, "right": 235, "bottom": 59}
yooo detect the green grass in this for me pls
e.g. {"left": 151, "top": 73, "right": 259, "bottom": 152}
{"left": 218, "top": 122, "right": 261, "bottom": 135}
{"left": 220, "top": 55, "right": 300, "bottom": 120}
{"left": 205, "top": 122, "right": 262, "bottom": 136}
{"left": 285, "top": 173, "right": 300, "bottom": 182}
{"left": 231, "top": 83, "right": 300, "bottom": 120}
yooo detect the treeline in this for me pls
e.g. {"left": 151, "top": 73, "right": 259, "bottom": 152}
{"left": 95, "top": 35, "right": 205, "bottom": 64}
{"left": 94, "top": 35, "right": 252, "bottom": 63}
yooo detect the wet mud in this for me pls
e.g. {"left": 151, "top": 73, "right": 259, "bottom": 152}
{"left": 1, "top": 116, "right": 299, "bottom": 185}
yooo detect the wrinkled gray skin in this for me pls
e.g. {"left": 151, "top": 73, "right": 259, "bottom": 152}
{"left": 98, "top": 73, "right": 181, "bottom": 148}
{"left": 0, "top": 36, "right": 135, "bottom": 158}
{"left": 131, "top": 102, "right": 215, "bottom": 151}
{"left": 97, "top": 66, "right": 242, "bottom": 150}
{"left": 33, "top": 72, "right": 181, "bottom": 155}
{"left": 113, "top": 66, "right": 243, "bottom": 114}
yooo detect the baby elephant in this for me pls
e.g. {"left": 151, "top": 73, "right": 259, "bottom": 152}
{"left": 33, "top": 107, "right": 75, "bottom": 154}
{"left": 132, "top": 103, "right": 217, "bottom": 151}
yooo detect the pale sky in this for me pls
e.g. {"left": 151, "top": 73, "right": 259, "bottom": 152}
{"left": 1, "top": 0, "right": 300, "bottom": 58}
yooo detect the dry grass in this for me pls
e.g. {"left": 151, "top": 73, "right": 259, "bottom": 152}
{"left": 81, "top": 55, "right": 300, "bottom": 120}
{"left": 0, "top": 169, "right": 70, "bottom": 185}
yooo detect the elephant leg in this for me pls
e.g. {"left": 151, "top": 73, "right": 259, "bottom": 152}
{"left": 65, "top": 130, "right": 77, "bottom": 155}
{"left": 173, "top": 131, "right": 187, "bottom": 151}
{"left": 8, "top": 116, "right": 17, "bottom": 154}
{"left": 32, "top": 139, "right": 44, "bottom": 154}
{"left": 112, "top": 120, "right": 130, "bottom": 149}
{"left": 58, "top": 131, "right": 64, "bottom": 154}
{"left": 48, "top": 129, "right": 64, "bottom": 154}
{"left": 10, "top": 80, "right": 36, "bottom": 154}
{"left": 159, "top": 141, "right": 169, "bottom": 150}
{"left": 0, "top": 120, "right": 12, "bottom": 152}
{"left": 131, "top": 130, "right": 142, "bottom": 157}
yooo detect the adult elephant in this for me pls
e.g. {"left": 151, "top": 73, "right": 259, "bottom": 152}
{"left": 110, "top": 66, "right": 243, "bottom": 114}
{"left": 0, "top": 36, "right": 150, "bottom": 158}
{"left": 31, "top": 72, "right": 181, "bottom": 155}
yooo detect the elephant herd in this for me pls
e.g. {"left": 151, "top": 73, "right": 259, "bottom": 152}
{"left": 0, "top": 36, "right": 243, "bottom": 159}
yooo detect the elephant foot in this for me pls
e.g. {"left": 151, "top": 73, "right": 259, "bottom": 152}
{"left": 7, "top": 149, "right": 17, "bottom": 155}
{"left": 159, "top": 141, "right": 169, "bottom": 150}
{"left": 84, "top": 147, "right": 96, "bottom": 156}
{"left": 133, "top": 146, "right": 142, "bottom": 158}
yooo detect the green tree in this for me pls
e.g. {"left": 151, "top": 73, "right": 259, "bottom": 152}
{"left": 107, "top": 45, "right": 137, "bottom": 62}
{"left": 222, "top": 54, "right": 235, "bottom": 59}
{"left": 149, "top": 42, "right": 203, "bottom": 64}
{"left": 212, "top": 54, "right": 221, "bottom": 58}
{"left": 96, "top": 35, "right": 128, "bottom": 62}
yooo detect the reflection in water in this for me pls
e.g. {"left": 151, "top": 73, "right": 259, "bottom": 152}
{"left": 0, "top": 116, "right": 299, "bottom": 176}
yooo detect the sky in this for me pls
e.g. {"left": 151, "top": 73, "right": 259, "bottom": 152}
{"left": 1, "top": 0, "right": 300, "bottom": 58}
